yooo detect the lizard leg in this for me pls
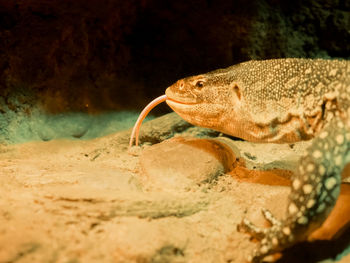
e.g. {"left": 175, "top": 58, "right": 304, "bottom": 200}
{"left": 238, "top": 117, "right": 349, "bottom": 262}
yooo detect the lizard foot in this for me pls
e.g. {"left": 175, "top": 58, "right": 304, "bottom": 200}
{"left": 238, "top": 208, "right": 281, "bottom": 240}
{"left": 237, "top": 208, "right": 287, "bottom": 263}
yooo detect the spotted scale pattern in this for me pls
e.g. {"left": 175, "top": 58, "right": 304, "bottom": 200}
{"left": 236, "top": 60, "right": 350, "bottom": 262}
{"left": 238, "top": 115, "right": 350, "bottom": 262}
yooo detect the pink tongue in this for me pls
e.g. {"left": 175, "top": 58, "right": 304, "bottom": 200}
{"left": 129, "top": 95, "right": 168, "bottom": 147}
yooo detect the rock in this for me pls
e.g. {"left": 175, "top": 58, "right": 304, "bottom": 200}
{"left": 139, "top": 134, "right": 312, "bottom": 190}
{"left": 136, "top": 112, "right": 193, "bottom": 146}
{"left": 215, "top": 137, "right": 312, "bottom": 171}
{"left": 139, "top": 137, "right": 234, "bottom": 191}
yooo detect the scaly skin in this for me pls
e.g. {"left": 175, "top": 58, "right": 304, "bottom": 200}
{"left": 165, "top": 58, "right": 350, "bottom": 262}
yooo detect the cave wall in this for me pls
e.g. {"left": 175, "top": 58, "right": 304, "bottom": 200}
{"left": 0, "top": 0, "right": 349, "bottom": 114}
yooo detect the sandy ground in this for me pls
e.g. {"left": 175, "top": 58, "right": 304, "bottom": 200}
{"left": 0, "top": 113, "right": 349, "bottom": 263}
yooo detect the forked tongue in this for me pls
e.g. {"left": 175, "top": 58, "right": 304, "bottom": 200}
{"left": 129, "top": 95, "right": 168, "bottom": 148}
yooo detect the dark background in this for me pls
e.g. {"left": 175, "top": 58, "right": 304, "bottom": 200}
{"left": 0, "top": 0, "right": 349, "bottom": 115}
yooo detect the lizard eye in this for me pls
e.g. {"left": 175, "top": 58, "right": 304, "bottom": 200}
{"left": 195, "top": 81, "right": 204, "bottom": 88}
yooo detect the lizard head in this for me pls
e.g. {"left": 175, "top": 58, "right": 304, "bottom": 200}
{"left": 165, "top": 66, "right": 248, "bottom": 139}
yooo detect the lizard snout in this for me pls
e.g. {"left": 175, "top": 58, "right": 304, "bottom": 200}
{"left": 168, "top": 79, "right": 188, "bottom": 95}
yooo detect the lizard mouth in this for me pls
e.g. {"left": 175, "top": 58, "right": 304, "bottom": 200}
{"left": 166, "top": 98, "right": 197, "bottom": 105}
{"left": 166, "top": 99, "right": 196, "bottom": 115}
{"left": 165, "top": 88, "right": 198, "bottom": 105}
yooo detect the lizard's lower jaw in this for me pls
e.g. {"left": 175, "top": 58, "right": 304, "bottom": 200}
{"left": 166, "top": 99, "right": 199, "bottom": 118}
{"left": 165, "top": 91, "right": 199, "bottom": 104}
{"left": 166, "top": 98, "right": 225, "bottom": 129}
{"left": 166, "top": 98, "right": 196, "bottom": 109}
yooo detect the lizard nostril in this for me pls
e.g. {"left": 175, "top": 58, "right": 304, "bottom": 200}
{"left": 179, "top": 81, "right": 185, "bottom": 90}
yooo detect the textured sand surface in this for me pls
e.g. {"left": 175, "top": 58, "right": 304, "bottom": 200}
{"left": 0, "top": 113, "right": 349, "bottom": 263}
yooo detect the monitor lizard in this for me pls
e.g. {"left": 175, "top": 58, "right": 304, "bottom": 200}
{"left": 163, "top": 58, "right": 350, "bottom": 262}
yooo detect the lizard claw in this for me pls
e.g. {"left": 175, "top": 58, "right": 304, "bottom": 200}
{"left": 261, "top": 208, "right": 282, "bottom": 227}
{"left": 237, "top": 208, "right": 281, "bottom": 241}
{"left": 238, "top": 211, "right": 284, "bottom": 262}
{"left": 237, "top": 218, "right": 267, "bottom": 241}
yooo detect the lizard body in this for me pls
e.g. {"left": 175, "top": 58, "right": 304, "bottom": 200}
{"left": 165, "top": 58, "right": 350, "bottom": 262}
